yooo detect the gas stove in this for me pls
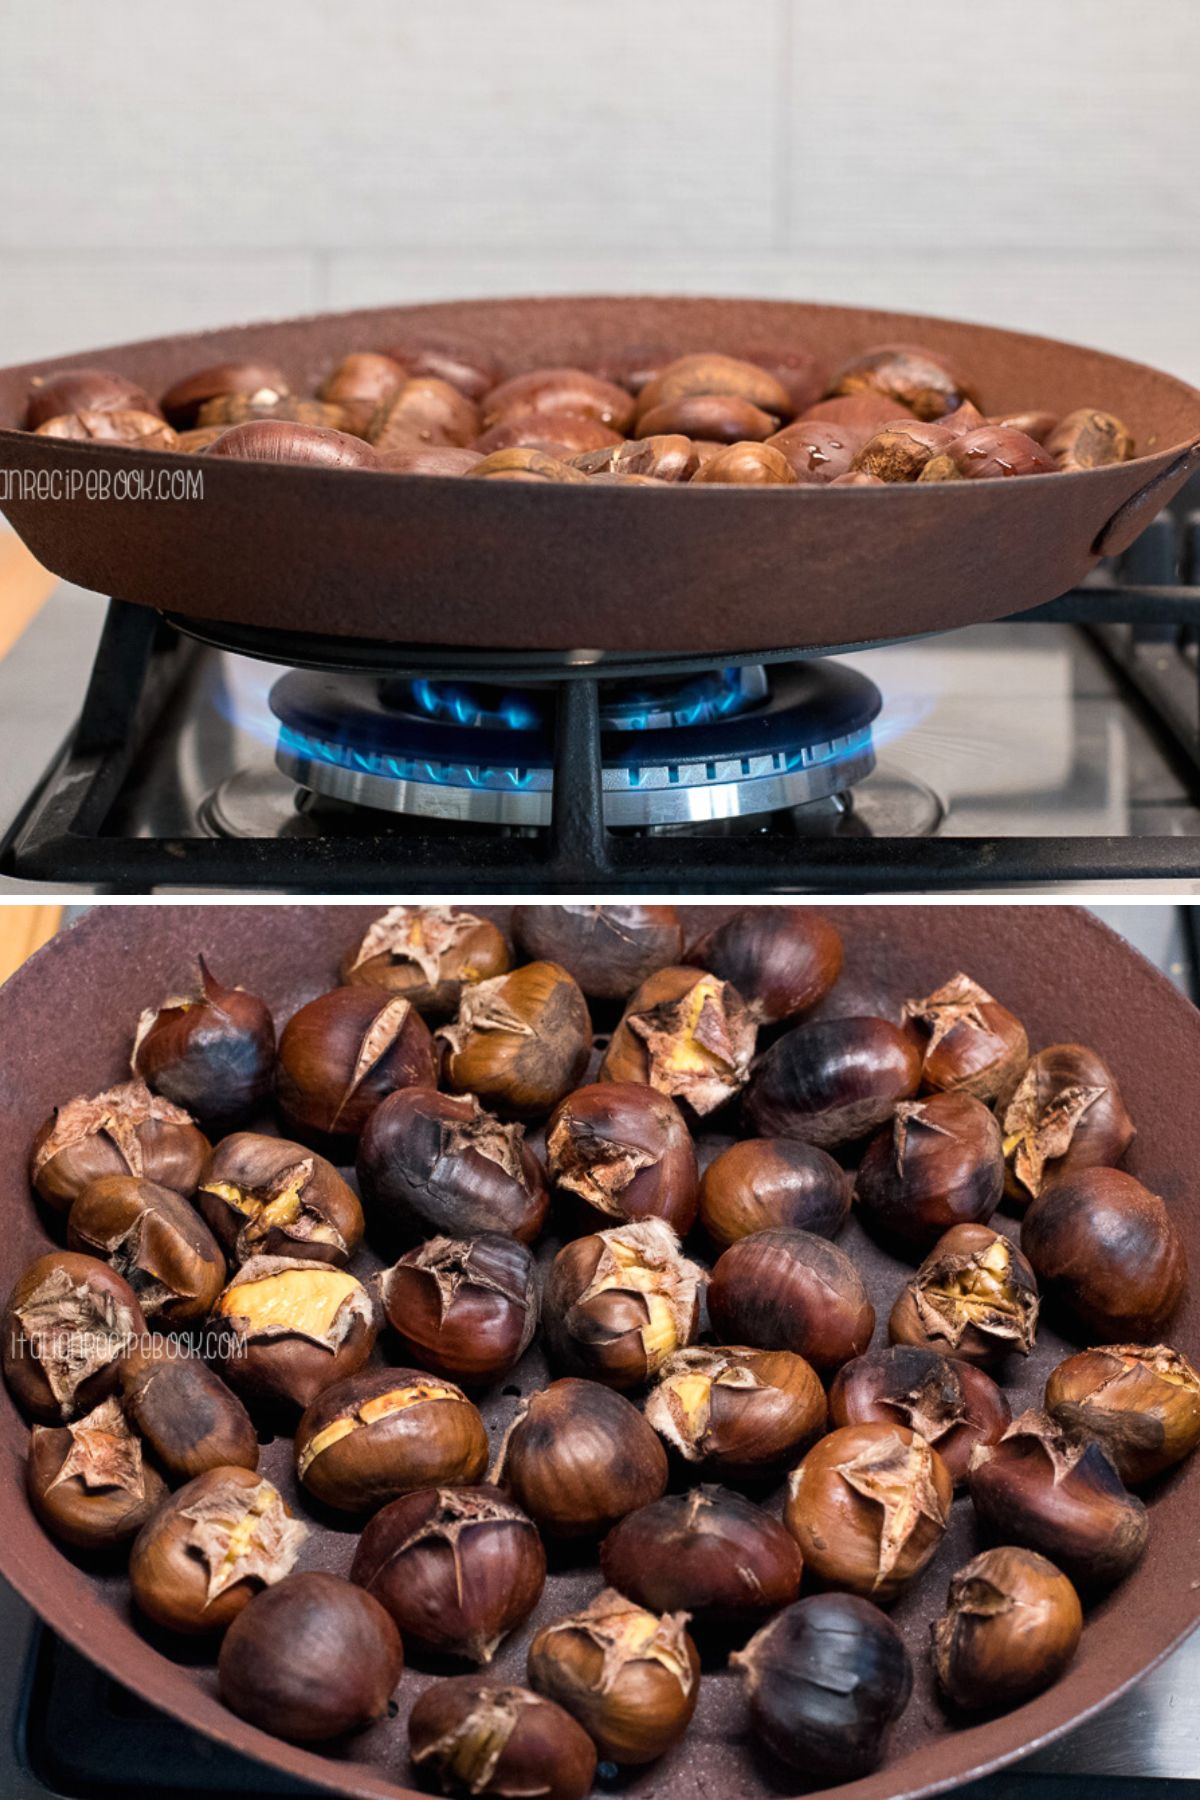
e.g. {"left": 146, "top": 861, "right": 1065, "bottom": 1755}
{"left": 2, "top": 476, "right": 1200, "bottom": 893}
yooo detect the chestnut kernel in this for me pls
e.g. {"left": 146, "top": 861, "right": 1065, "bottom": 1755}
{"left": 409, "top": 1678, "right": 596, "bottom": 1800}
{"left": 708, "top": 1229, "right": 875, "bottom": 1374}
{"left": 828, "top": 343, "right": 977, "bottom": 421}
{"left": 644, "top": 1345, "right": 826, "bottom": 1476}
{"left": 130, "top": 956, "right": 275, "bottom": 1127}
{"left": 1044, "top": 1343, "right": 1200, "bottom": 1485}
{"left": 294, "top": 1367, "right": 488, "bottom": 1512}
{"left": 686, "top": 906, "right": 843, "bottom": 1025}
{"left": 276, "top": 985, "right": 436, "bottom": 1140}
{"left": 601, "top": 1486, "right": 802, "bottom": 1631}
{"left": 1001, "top": 1043, "right": 1135, "bottom": 1203}
{"left": 211, "top": 1256, "right": 377, "bottom": 1412}
{"left": 381, "top": 1234, "right": 538, "bottom": 1384}
{"left": 341, "top": 905, "right": 509, "bottom": 1013}
{"left": 889, "top": 1224, "right": 1040, "bottom": 1366}
{"left": 66, "top": 1174, "right": 226, "bottom": 1324}
{"left": 600, "top": 967, "right": 756, "bottom": 1116}
{"left": 351, "top": 1484, "right": 545, "bottom": 1661}
{"left": 1022, "top": 1167, "right": 1186, "bottom": 1340}
{"left": 197, "top": 1132, "right": 363, "bottom": 1267}
{"left": 494, "top": 1378, "right": 667, "bottom": 1538}
{"left": 27, "top": 1396, "right": 167, "bottom": 1550}
{"left": 744, "top": 1015, "right": 921, "bottom": 1147}
{"left": 546, "top": 1082, "right": 698, "bottom": 1234}
{"left": 933, "top": 1545, "right": 1082, "bottom": 1712}
{"left": 438, "top": 963, "right": 592, "bottom": 1118}
{"left": 511, "top": 904, "right": 682, "bottom": 1001}
{"left": 30, "top": 1078, "right": 209, "bottom": 1212}
{"left": 901, "top": 972, "right": 1029, "bottom": 1103}
{"left": 854, "top": 1091, "right": 1004, "bottom": 1247}
{"left": 542, "top": 1218, "right": 704, "bottom": 1389}
{"left": 700, "top": 1138, "right": 851, "bottom": 1250}
{"left": 3, "top": 1251, "right": 147, "bottom": 1423}
{"left": 218, "top": 1571, "right": 402, "bottom": 1741}
{"left": 829, "top": 1346, "right": 1010, "bottom": 1485}
{"left": 120, "top": 1337, "right": 259, "bottom": 1481}
{"left": 527, "top": 1588, "right": 699, "bottom": 1765}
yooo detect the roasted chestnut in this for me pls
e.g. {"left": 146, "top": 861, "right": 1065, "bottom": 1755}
{"left": 3, "top": 1251, "right": 147, "bottom": 1423}
{"left": 196, "top": 1132, "right": 363, "bottom": 1266}
{"left": 438, "top": 963, "right": 592, "bottom": 1118}
{"left": 388, "top": 341, "right": 504, "bottom": 404}
{"left": 546, "top": 1082, "right": 698, "bottom": 1233}
{"left": 481, "top": 368, "right": 636, "bottom": 434}
{"left": 542, "top": 1219, "right": 704, "bottom": 1389}
{"left": 889, "top": 1224, "right": 1039, "bottom": 1366}
{"left": 27, "top": 1396, "right": 167, "bottom": 1549}
{"left": 708, "top": 1229, "right": 875, "bottom": 1374}
{"left": 129, "top": 1465, "right": 307, "bottom": 1634}
{"left": 806, "top": 392, "right": 917, "bottom": 431}
{"left": 378, "top": 444, "right": 484, "bottom": 475}
{"left": 160, "top": 360, "right": 289, "bottom": 429}
{"left": 66, "top": 1174, "right": 225, "bottom": 1324}
{"left": 130, "top": 958, "right": 275, "bottom": 1127}
{"left": 828, "top": 343, "right": 975, "bottom": 420}
{"left": 466, "top": 448, "right": 587, "bottom": 484}
{"left": 784, "top": 1422, "right": 952, "bottom": 1601}
{"left": 409, "top": 1678, "right": 596, "bottom": 1800}
{"left": 30, "top": 1079, "right": 209, "bottom": 1212}
{"left": 205, "top": 418, "right": 380, "bottom": 468}
{"left": 380, "top": 1234, "right": 538, "bottom": 1384}
{"left": 1046, "top": 408, "right": 1134, "bottom": 471}
{"left": 371, "top": 377, "right": 480, "bottom": 452}
{"left": 768, "top": 417, "right": 866, "bottom": 483}
{"left": 350, "top": 1484, "right": 545, "bottom": 1661}
{"left": 495, "top": 1377, "right": 667, "bottom": 1538}
{"left": 901, "top": 972, "right": 1029, "bottom": 1103}
{"left": 688, "top": 441, "right": 797, "bottom": 483}
{"left": 1022, "top": 1167, "right": 1186, "bottom": 1341}
{"left": 473, "top": 409, "right": 622, "bottom": 457}
{"left": 210, "top": 1256, "right": 377, "bottom": 1412}
{"left": 571, "top": 437, "right": 698, "bottom": 483}
{"left": 601, "top": 1486, "right": 802, "bottom": 1631}
{"left": 731, "top": 1594, "right": 912, "bottom": 1780}
{"left": 941, "top": 425, "right": 1056, "bottom": 479}
{"left": 636, "top": 353, "right": 793, "bottom": 422}
{"left": 119, "top": 1337, "right": 259, "bottom": 1481}
{"left": 829, "top": 1347, "right": 1010, "bottom": 1485}
{"left": 743, "top": 1015, "right": 921, "bottom": 1147}
{"left": 698, "top": 1138, "right": 851, "bottom": 1248}
{"left": 644, "top": 1345, "right": 826, "bottom": 1476}
{"left": 25, "top": 367, "right": 155, "bottom": 430}
{"left": 854, "top": 1092, "right": 1004, "bottom": 1247}
{"left": 852, "top": 421, "right": 958, "bottom": 481}
{"left": 932, "top": 1545, "right": 1082, "bottom": 1712}
{"left": 294, "top": 1367, "right": 488, "bottom": 1512}
{"left": 198, "top": 393, "right": 352, "bottom": 433}
{"left": 358, "top": 1087, "right": 548, "bottom": 1245}
{"left": 218, "top": 1571, "right": 402, "bottom": 1741}
{"left": 685, "top": 907, "right": 843, "bottom": 1024}
{"left": 511, "top": 905, "right": 682, "bottom": 1001}
{"left": 599, "top": 967, "right": 756, "bottom": 1115}
{"left": 1044, "top": 1343, "right": 1200, "bottom": 1484}
{"left": 318, "top": 351, "right": 406, "bottom": 422}
{"left": 968, "top": 1410, "right": 1148, "bottom": 1587}
{"left": 276, "top": 986, "right": 436, "bottom": 1140}
{"left": 1001, "top": 1043, "right": 1135, "bottom": 1203}
{"left": 36, "top": 409, "right": 178, "bottom": 449}
{"left": 527, "top": 1588, "right": 700, "bottom": 1765}
{"left": 341, "top": 906, "right": 509, "bottom": 1012}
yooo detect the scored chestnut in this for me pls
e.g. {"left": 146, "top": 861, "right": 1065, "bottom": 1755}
{"left": 1022, "top": 1167, "right": 1187, "bottom": 1341}
{"left": 708, "top": 1228, "right": 875, "bottom": 1374}
{"left": 27, "top": 1396, "right": 167, "bottom": 1550}
{"left": 699, "top": 1137, "right": 851, "bottom": 1248}
{"left": 829, "top": 1346, "right": 1010, "bottom": 1485}
{"left": 160, "top": 359, "right": 289, "bottom": 429}
{"left": 685, "top": 906, "right": 843, "bottom": 1024}
{"left": 409, "top": 1679, "right": 596, "bottom": 1800}
{"left": 546, "top": 1082, "right": 699, "bottom": 1234}
{"left": 276, "top": 985, "right": 436, "bottom": 1140}
{"left": 350, "top": 1484, "right": 545, "bottom": 1661}
{"left": 932, "top": 1546, "right": 1083, "bottom": 1712}
{"left": 196, "top": 1132, "right": 363, "bottom": 1267}
{"left": 854, "top": 1092, "right": 1004, "bottom": 1247}
{"left": 827, "top": 342, "right": 977, "bottom": 420}
{"left": 889, "top": 1224, "right": 1040, "bottom": 1366}
{"left": 1045, "top": 1343, "right": 1200, "bottom": 1484}
{"left": 511, "top": 905, "right": 683, "bottom": 1001}
{"left": 294, "top": 1367, "right": 488, "bottom": 1512}
{"left": 218, "top": 1571, "right": 402, "bottom": 1742}
{"left": 3, "top": 1251, "right": 147, "bottom": 1423}
{"left": 599, "top": 967, "right": 757, "bottom": 1115}
{"left": 543, "top": 1218, "right": 704, "bottom": 1389}
{"left": 130, "top": 957, "right": 275, "bottom": 1127}
{"left": 743, "top": 1015, "right": 921, "bottom": 1147}
{"left": 380, "top": 1234, "right": 539, "bottom": 1385}
{"left": 601, "top": 1486, "right": 802, "bottom": 1632}
{"left": 66, "top": 1175, "right": 225, "bottom": 1325}
{"left": 30, "top": 1078, "right": 210, "bottom": 1212}
{"left": 341, "top": 905, "right": 509, "bottom": 1013}
{"left": 438, "top": 962, "right": 592, "bottom": 1117}
{"left": 901, "top": 972, "right": 1028, "bottom": 1103}
{"left": 210, "top": 1256, "right": 377, "bottom": 1412}
{"left": 784, "top": 1423, "right": 953, "bottom": 1601}
{"left": 1001, "top": 1042, "right": 1135, "bottom": 1204}
{"left": 1046, "top": 408, "right": 1135, "bottom": 471}
{"left": 644, "top": 1345, "right": 827, "bottom": 1476}
{"left": 119, "top": 1337, "right": 259, "bottom": 1481}
{"left": 527, "top": 1588, "right": 700, "bottom": 1765}
{"left": 495, "top": 1377, "right": 667, "bottom": 1538}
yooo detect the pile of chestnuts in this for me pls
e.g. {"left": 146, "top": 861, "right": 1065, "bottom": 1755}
{"left": 3, "top": 903, "right": 1195, "bottom": 1800}
{"left": 20, "top": 340, "right": 1136, "bottom": 488}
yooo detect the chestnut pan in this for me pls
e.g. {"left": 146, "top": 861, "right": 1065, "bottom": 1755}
{"left": 0, "top": 298, "right": 1199, "bottom": 656}
{"left": 0, "top": 904, "right": 1198, "bottom": 1800}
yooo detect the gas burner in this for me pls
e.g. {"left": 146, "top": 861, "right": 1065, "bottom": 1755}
{"left": 268, "top": 661, "right": 880, "bottom": 828}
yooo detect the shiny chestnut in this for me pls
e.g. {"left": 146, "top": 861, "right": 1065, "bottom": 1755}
{"left": 495, "top": 1377, "right": 667, "bottom": 1538}
{"left": 30, "top": 1078, "right": 209, "bottom": 1212}
{"left": 601, "top": 1486, "right": 802, "bottom": 1631}
{"left": 571, "top": 436, "right": 698, "bottom": 482}
{"left": 130, "top": 958, "right": 275, "bottom": 1127}
{"left": 829, "top": 1347, "right": 1010, "bottom": 1485}
{"left": 1022, "top": 1167, "right": 1186, "bottom": 1341}
{"left": 1044, "top": 1343, "right": 1200, "bottom": 1485}
{"left": 409, "top": 1678, "right": 596, "bottom": 1800}
{"left": 295, "top": 1367, "right": 488, "bottom": 1512}
{"left": 708, "top": 1229, "right": 875, "bottom": 1374}
{"left": 197, "top": 1133, "right": 363, "bottom": 1267}
{"left": 3, "top": 1251, "right": 147, "bottom": 1423}
{"left": 205, "top": 418, "right": 380, "bottom": 468}
{"left": 828, "top": 343, "right": 976, "bottom": 420}
{"left": 1002, "top": 1043, "right": 1135, "bottom": 1203}
{"left": 381, "top": 1234, "right": 538, "bottom": 1384}
{"left": 744, "top": 1015, "right": 921, "bottom": 1146}
{"left": 511, "top": 904, "right": 682, "bottom": 1001}
{"left": 699, "top": 1138, "right": 851, "bottom": 1248}
{"left": 686, "top": 906, "right": 843, "bottom": 1024}
{"left": 66, "top": 1174, "right": 226, "bottom": 1324}
{"left": 636, "top": 353, "right": 793, "bottom": 422}
{"left": 210, "top": 1256, "right": 376, "bottom": 1412}
{"left": 159, "top": 360, "right": 289, "bottom": 429}
{"left": 600, "top": 967, "right": 756, "bottom": 1115}
{"left": 481, "top": 367, "right": 636, "bottom": 434}
{"left": 689, "top": 441, "right": 797, "bottom": 483}
{"left": 542, "top": 1219, "right": 704, "bottom": 1389}
{"left": 340, "top": 905, "right": 509, "bottom": 1012}
{"left": 25, "top": 367, "right": 155, "bottom": 429}
{"left": 852, "top": 421, "right": 957, "bottom": 481}
{"left": 933, "top": 1545, "right": 1083, "bottom": 1712}
{"left": 901, "top": 972, "right": 1029, "bottom": 1102}
{"left": 27, "top": 1396, "right": 166, "bottom": 1550}
{"left": 645, "top": 1345, "right": 826, "bottom": 1476}
{"left": 439, "top": 962, "right": 591, "bottom": 1117}
{"left": 546, "top": 1082, "right": 698, "bottom": 1233}
{"left": 854, "top": 1092, "right": 1004, "bottom": 1247}
{"left": 276, "top": 985, "right": 436, "bottom": 1140}
{"left": 119, "top": 1338, "right": 259, "bottom": 1481}
{"left": 889, "top": 1224, "right": 1040, "bottom": 1366}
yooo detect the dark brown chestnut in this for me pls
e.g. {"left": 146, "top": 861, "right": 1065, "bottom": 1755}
{"left": 889, "top": 1224, "right": 1039, "bottom": 1366}
{"left": 827, "top": 343, "right": 977, "bottom": 421}
{"left": 852, "top": 421, "right": 958, "bottom": 481}
{"left": 731, "top": 1594, "right": 912, "bottom": 1780}
{"left": 66, "top": 1174, "right": 225, "bottom": 1324}
{"left": 806, "top": 392, "right": 914, "bottom": 431}
{"left": 25, "top": 366, "right": 156, "bottom": 429}
{"left": 542, "top": 1219, "right": 704, "bottom": 1389}
{"left": 358, "top": 1087, "right": 548, "bottom": 1244}
{"left": 968, "top": 1410, "right": 1148, "bottom": 1587}
{"left": 689, "top": 440, "right": 797, "bottom": 483}
{"left": 1001, "top": 1043, "right": 1135, "bottom": 1203}
{"left": 784, "top": 1422, "right": 952, "bottom": 1600}
{"left": 27, "top": 1395, "right": 167, "bottom": 1550}
{"left": 932, "top": 1545, "right": 1082, "bottom": 1712}
{"left": 945, "top": 425, "right": 1056, "bottom": 479}
{"left": 294, "top": 1367, "right": 488, "bottom": 1512}
{"left": 547, "top": 1082, "right": 697, "bottom": 1234}
{"left": 381, "top": 1234, "right": 538, "bottom": 1384}
{"left": 318, "top": 350, "right": 406, "bottom": 424}
{"left": 204, "top": 418, "right": 380, "bottom": 468}
{"left": 1022, "top": 1167, "right": 1186, "bottom": 1340}
{"left": 130, "top": 957, "right": 275, "bottom": 1127}
{"left": 210, "top": 1257, "right": 377, "bottom": 1412}
{"left": 3, "top": 1252, "right": 147, "bottom": 1423}
{"left": 276, "top": 985, "right": 436, "bottom": 1140}
{"left": 371, "top": 377, "right": 480, "bottom": 452}
{"left": 495, "top": 1377, "right": 667, "bottom": 1538}
{"left": 438, "top": 963, "right": 592, "bottom": 1117}
{"left": 197, "top": 393, "right": 352, "bottom": 433}
{"left": 699, "top": 1137, "right": 851, "bottom": 1249}
{"left": 511, "top": 904, "right": 682, "bottom": 1001}
{"left": 472, "top": 410, "right": 621, "bottom": 458}
{"left": 902, "top": 972, "right": 1029, "bottom": 1102}
{"left": 197, "top": 1132, "right": 363, "bottom": 1267}
{"left": 641, "top": 395, "right": 782, "bottom": 444}
{"left": 767, "top": 417, "right": 866, "bottom": 483}
{"left": 685, "top": 906, "right": 843, "bottom": 1024}
{"left": 465, "top": 447, "right": 589, "bottom": 483}
{"left": 409, "top": 1678, "right": 596, "bottom": 1800}
{"left": 30, "top": 1079, "right": 210, "bottom": 1213}
{"left": 708, "top": 1229, "right": 875, "bottom": 1374}
{"left": 570, "top": 436, "right": 698, "bottom": 483}
{"left": 129, "top": 1465, "right": 307, "bottom": 1634}
{"left": 600, "top": 967, "right": 756, "bottom": 1115}
{"left": 160, "top": 360, "right": 289, "bottom": 429}
{"left": 527, "top": 1588, "right": 700, "bottom": 1765}
{"left": 388, "top": 341, "right": 504, "bottom": 404}
{"left": 636, "top": 353, "right": 793, "bottom": 423}
{"left": 854, "top": 1092, "right": 1004, "bottom": 1247}
{"left": 376, "top": 444, "right": 484, "bottom": 475}
{"left": 218, "top": 1570, "right": 402, "bottom": 1741}
{"left": 644, "top": 1345, "right": 826, "bottom": 1476}
{"left": 829, "top": 1347, "right": 1010, "bottom": 1485}
{"left": 482, "top": 367, "right": 635, "bottom": 434}
{"left": 1046, "top": 408, "right": 1134, "bottom": 471}
{"left": 744, "top": 1015, "right": 921, "bottom": 1147}
{"left": 119, "top": 1337, "right": 259, "bottom": 1481}
{"left": 341, "top": 905, "right": 509, "bottom": 1012}
{"left": 1044, "top": 1344, "right": 1200, "bottom": 1485}
{"left": 351, "top": 1484, "right": 545, "bottom": 1661}
{"left": 601, "top": 1486, "right": 802, "bottom": 1631}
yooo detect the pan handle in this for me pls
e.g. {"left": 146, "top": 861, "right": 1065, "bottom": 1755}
{"left": 1092, "top": 438, "right": 1200, "bottom": 558}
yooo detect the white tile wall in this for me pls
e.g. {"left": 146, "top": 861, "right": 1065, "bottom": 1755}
{"left": 0, "top": 1, "right": 1197, "bottom": 379}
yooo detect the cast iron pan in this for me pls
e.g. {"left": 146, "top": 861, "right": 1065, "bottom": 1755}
{"left": 0, "top": 298, "right": 1199, "bottom": 655}
{"left": 0, "top": 904, "right": 1198, "bottom": 1800}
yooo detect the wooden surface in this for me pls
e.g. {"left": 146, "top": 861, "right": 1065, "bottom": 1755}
{"left": 0, "top": 906, "right": 61, "bottom": 984}
{"left": 0, "top": 530, "right": 55, "bottom": 658}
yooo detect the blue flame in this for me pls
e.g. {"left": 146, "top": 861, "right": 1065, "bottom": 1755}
{"left": 603, "top": 667, "right": 750, "bottom": 731}
{"left": 277, "top": 723, "right": 539, "bottom": 790}
{"left": 407, "top": 679, "right": 539, "bottom": 732}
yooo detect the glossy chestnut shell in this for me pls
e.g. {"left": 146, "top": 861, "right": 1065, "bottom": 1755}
{"left": 3, "top": 1251, "right": 147, "bottom": 1423}
{"left": 601, "top": 1486, "right": 803, "bottom": 1631}
{"left": 1044, "top": 1343, "right": 1200, "bottom": 1484}
{"left": 29, "top": 1079, "right": 210, "bottom": 1213}
{"left": 854, "top": 1092, "right": 1004, "bottom": 1247}
{"left": 932, "top": 1546, "right": 1082, "bottom": 1712}
{"left": 381, "top": 1233, "right": 539, "bottom": 1385}
{"left": 27, "top": 1396, "right": 167, "bottom": 1549}
{"left": 644, "top": 1345, "right": 827, "bottom": 1476}
{"left": 409, "top": 1678, "right": 596, "bottom": 1800}
{"left": 294, "top": 1367, "right": 488, "bottom": 1512}
{"left": 889, "top": 1224, "right": 1040, "bottom": 1367}
{"left": 495, "top": 1377, "right": 667, "bottom": 1538}
{"left": 276, "top": 986, "right": 436, "bottom": 1140}
{"left": 1022, "top": 1167, "right": 1187, "bottom": 1341}
{"left": 66, "top": 1175, "right": 226, "bottom": 1325}
{"left": 699, "top": 1137, "right": 851, "bottom": 1249}
{"left": 708, "top": 1229, "right": 875, "bottom": 1374}
{"left": 743, "top": 1016, "right": 921, "bottom": 1147}
{"left": 196, "top": 1133, "right": 363, "bottom": 1267}
{"left": 119, "top": 1338, "right": 259, "bottom": 1481}
{"left": 828, "top": 342, "right": 976, "bottom": 420}
{"left": 542, "top": 1218, "right": 704, "bottom": 1389}
{"left": 546, "top": 1082, "right": 698, "bottom": 1233}
{"left": 599, "top": 967, "right": 757, "bottom": 1116}
{"left": 829, "top": 1347, "right": 1010, "bottom": 1485}
{"left": 438, "top": 963, "right": 592, "bottom": 1118}
{"left": 1001, "top": 1043, "right": 1135, "bottom": 1204}
{"left": 131, "top": 957, "right": 275, "bottom": 1127}
{"left": 685, "top": 905, "right": 843, "bottom": 1024}
{"left": 901, "top": 972, "right": 1028, "bottom": 1103}
{"left": 511, "top": 905, "right": 683, "bottom": 1000}
{"left": 340, "top": 906, "right": 509, "bottom": 1013}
